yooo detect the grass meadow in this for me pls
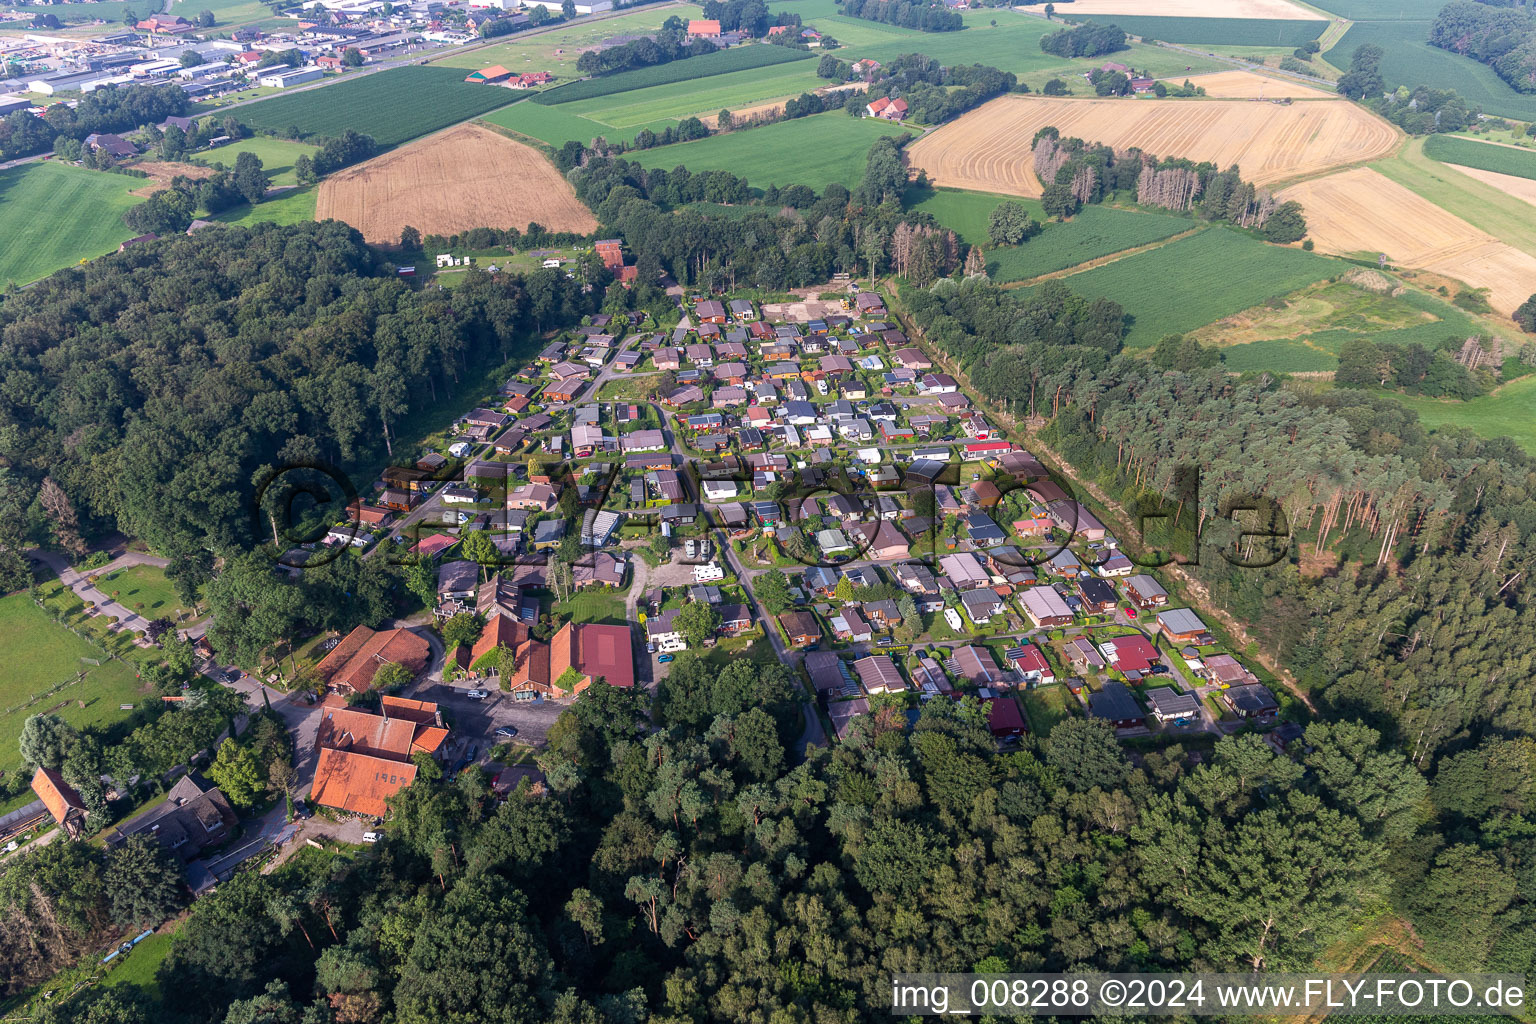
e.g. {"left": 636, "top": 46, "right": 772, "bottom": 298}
{"left": 907, "top": 187, "right": 1194, "bottom": 283}
{"left": 628, "top": 110, "right": 916, "bottom": 189}
{"left": 433, "top": 4, "right": 691, "bottom": 71}
{"left": 0, "top": 591, "right": 146, "bottom": 780}
{"left": 188, "top": 137, "right": 319, "bottom": 186}
{"left": 533, "top": 44, "right": 812, "bottom": 105}
{"left": 1391, "top": 373, "right": 1536, "bottom": 453}
{"left": 238, "top": 67, "right": 522, "bottom": 148}
{"left": 0, "top": 161, "right": 142, "bottom": 288}
{"left": 1041, "top": 226, "right": 1339, "bottom": 348}
{"left": 214, "top": 185, "right": 319, "bottom": 226}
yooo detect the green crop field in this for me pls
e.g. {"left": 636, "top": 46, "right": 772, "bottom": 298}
{"left": 433, "top": 4, "right": 691, "bottom": 71}
{"left": 628, "top": 111, "right": 917, "bottom": 190}
{"left": 238, "top": 66, "right": 523, "bottom": 148}
{"left": 1067, "top": 15, "right": 1327, "bottom": 47}
{"left": 0, "top": 0, "right": 136, "bottom": 22}
{"left": 187, "top": 136, "right": 319, "bottom": 186}
{"left": 1391, "top": 373, "right": 1536, "bottom": 453}
{"left": 1041, "top": 227, "right": 1339, "bottom": 348}
{"left": 908, "top": 187, "right": 1193, "bottom": 283}
{"left": 1325, "top": 19, "right": 1536, "bottom": 121}
{"left": 535, "top": 44, "right": 812, "bottom": 104}
{"left": 488, "top": 60, "right": 831, "bottom": 146}
{"left": 0, "top": 161, "right": 143, "bottom": 288}
{"left": 0, "top": 592, "right": 147, "bottom": 779}
{"left": 1311, "top": 0, "right": 1441, "bottom": 20}
{"left": 1423, "top": 134, "right": 1536, "bottom": 180}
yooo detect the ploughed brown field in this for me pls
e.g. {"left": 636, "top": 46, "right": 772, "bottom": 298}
{"left": 1278, "top": 166, "right": 1536, "bottom": 315}
{"left": 316, "top": 123, "right": 597, "bottom": 243}
{"left": 905, "top": 94, "right": 1398, "bottom": 197}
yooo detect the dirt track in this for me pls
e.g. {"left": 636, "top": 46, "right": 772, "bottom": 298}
{"left": 316, "top": 123, "right": 597, "bottom": 243}
{"left": 905, "top": 94, "right": 1397, "bottom": 197}
{"left": 1278, "top": 166, "right": 1536, "bottom": 315}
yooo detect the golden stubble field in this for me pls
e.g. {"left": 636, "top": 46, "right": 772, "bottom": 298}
{"left": 1027, "top": 0, "right": 1320, "bottom": 17}
{"left": 1278, "top": 166, "right": 1536, "bottom": 315}
{"left": 316, "top": 123, "right": 597, "bottom": 243}
{"left": 905, "top": 94, "right": 1397, "bottom": 197}
{"left": 1168, "top": 70, "right": 1340, "bottom": 100}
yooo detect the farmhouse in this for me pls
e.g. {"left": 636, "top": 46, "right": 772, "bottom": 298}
{"left": 106, "top": 775, "right": 238, "bottom": 864}
{"left": 310, "top": 696, "right": 448, "bottom": 817}
{"left": 316, "top": 625, "right": 431, "bottom": 695}
{"left": 866, "top": 96, "right": 908, "bottom": 120}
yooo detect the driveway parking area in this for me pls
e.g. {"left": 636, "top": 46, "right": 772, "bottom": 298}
{"left": 416, "top": 682, "right": 565, "bottom": 749}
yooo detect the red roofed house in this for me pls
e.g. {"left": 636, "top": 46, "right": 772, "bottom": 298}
{"left": 480, "top": 620, "right": 634, "bottom": 700}
{"left": 986, "top": 695, "right": 1026, "bottom": 739}
{"left": 137, "top": 13, "right": 194, "bottom": 33}
{"left": 31, "top": 767, "right": 87, "bottom": 837}
{"left": 688, "top": 18, "right": 721, "bottom": 36}
{"left": 516, "top": 71, "right": 553, "bottom": 87}
{"left": 316, "top": 625, "right": 432, "bottom": 695}
{"left": 595, "top": 238, "right": 624, "bottom": 269}
{"left": 1102, "top": 634, "right": 1159, "bottom": 677}
{"left": 309, "top": 695, "right": 449, "bottom": 817}
{"left": 866, "top": 96, "right": 908, "bottom": 120}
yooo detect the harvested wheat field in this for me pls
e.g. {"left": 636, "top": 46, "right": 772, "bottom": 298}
{"left": 316, "top": 123, "right": 597, "bottom": 243}
{"left": 1444, "top": 163, "right": 1536, "bottom": 212}
{"left": 130, "top": 160, "right": 215, "bottom": 197}
{"left": 1169, "top": 70, "right": 1339, "bottom": 100}
{"left": 1278, "top": 167, "right": 1536, "bottom": 315}
{"left": 906, "top": 95, "right": 1397, "bottom": 197}
{"left": 1023, "top": 0, "right": 1318, "bottom": 17}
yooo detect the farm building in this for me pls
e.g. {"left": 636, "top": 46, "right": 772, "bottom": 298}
{"left": 259, "top": 66, "right": 324, "bottom": 88}
{"left": 866, "top": 96, "right": 908, "bottom": 120}
{"left": 688, "top": 18, "right": 721, "bottom": 36}
{"left": 465, "top": 64, "right": 514, "bottom": 83}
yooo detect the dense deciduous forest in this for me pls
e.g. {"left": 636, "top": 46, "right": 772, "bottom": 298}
{"left": 1430, "top": 0, "right": 1536, "bottom": 93}
{"left": 1039, "top": 21, "right": 1128, "bottom": 58}
{"left": 0, "top": 83, "right": 187, "bottom": 162}
{"left": 0, "top": 222, "right": 596, "bottom": 564}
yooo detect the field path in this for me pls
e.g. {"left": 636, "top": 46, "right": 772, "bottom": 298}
{"left": 1000, "top": 225, "right": 1207, "bottom": 288}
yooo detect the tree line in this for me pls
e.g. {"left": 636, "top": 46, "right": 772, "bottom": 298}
{"left": 574, "top": 21, "right": 720, "bottom": 76}
{"left": 841, "top": 0, "right": 963, "bottom": 32}
{"left": 1030, "top": 126, "right": 1308, "bottom": 241}
{"left": 1039, "top": 20, "right": 1127, "bottom": 58}
{"left": 0, "top": 83, "right": 187, "bottom": 163}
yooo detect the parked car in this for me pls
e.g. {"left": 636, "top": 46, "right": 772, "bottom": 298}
{"left": 466, "top": 689, "right": 488, "bottom": 700}
{"left": 495, "top": 726, "right": 517, "bottom": 739}
{"left": 1124, "top": 606, "right": 1138, "bottom": 618}
{"left": 362, "top": 831, "right": 380, "bottom": 843}
{"left": 658, "top": 654, "right": 674, "bottom": 663}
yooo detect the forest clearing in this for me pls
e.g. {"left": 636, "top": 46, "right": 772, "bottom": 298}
{"left": 315, "top": 123, "right": 597, "bottom": 243}
{"left": 1277, "top": 166, "right": 1536, "bottom": 314}
{"left": 905, "top": 94, "right": 1398, "bottom": 196}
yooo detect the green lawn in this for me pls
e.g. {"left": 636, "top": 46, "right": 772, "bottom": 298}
{"left": 628, "top": 110, "right": 917, "bottom": 190}
{"left": 0, "top": 592, "right": 148, "bottom": 780}
{"left": 1391, "top": 373, "right": 1536, "bottom": 453}
{"left": 215, "top": 185, "right": 319, "bottom": 227}
{"left": 0, "top": 161, "right": 143, "bottom": 288}
{"left": 1042, "top": 226, "right": 1340, "bottom": 348}
{"left": 187, "top": 137, "right": 319, "bottom": 187}
{"left": 1022, "top": 685, "right": 1074, "bottom": 736}
{"left": 907, "top": 187, "right": 1193, "bottom": 283}
{"left": 482, "top": 100, "right": 616, "bottom": 148}
{"left": 98, "top": 565, "right": 195, "bottom": 621}
{"left": 552, "top": 589, "right": 627, "bottom": 626}
{"left": 102, "top": 929, "right": 178, "bottom": 1003}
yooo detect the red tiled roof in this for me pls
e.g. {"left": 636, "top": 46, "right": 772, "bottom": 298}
{"left": 316, "top": 625, "right": 430, "bottom": 694}
{"left": 570, "top": 623, "right": 634, "bottom": 690}
{"left": 31, "top": 767, "right": 84, "bottom": 825}
{"left": 472, "top": 614, "right": 529, "bottom": 666}
{"left": 311, "top": 748, "right": 417, "bottom": 817}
